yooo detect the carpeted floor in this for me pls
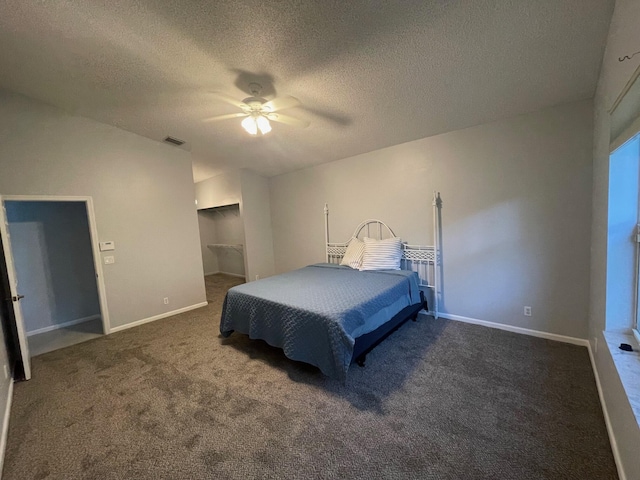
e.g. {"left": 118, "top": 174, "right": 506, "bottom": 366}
{"left": 4, "top": 274, "right": 617, "bottom": 479}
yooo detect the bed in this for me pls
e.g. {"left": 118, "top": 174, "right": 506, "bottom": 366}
{"left": 220, "top": 193, "right": 442, "bottom": 380}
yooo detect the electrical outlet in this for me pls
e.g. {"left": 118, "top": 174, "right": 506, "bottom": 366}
{"left": 524, "top": 306, "right": 532, "bottom": 317}
{"left": 255, "top": 275, "right": 260, "bottom": 281}
{"left": 163, "top": 297, "right": 169, "bottom": 305}
{"left": 104, "top": 256, "right": 115, "bottom": 265}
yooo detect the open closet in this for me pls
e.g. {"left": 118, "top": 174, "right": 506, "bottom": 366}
{"left": 194, "top": 169, "right": 275, "bottom": 283}
{"left": 198, "top": 203, "right": 246, "bottom": 278}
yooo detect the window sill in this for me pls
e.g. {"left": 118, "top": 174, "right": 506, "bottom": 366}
{"left": 603, "top": 330, "right": 640, "bottom": 425}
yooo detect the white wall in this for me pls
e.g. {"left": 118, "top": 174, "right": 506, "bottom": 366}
{"left": 591, "top": 1, "right": 640, "bottom": 478}
{"left": 5, "top": 201, "right": 100, "bottom": 333}
{"left": 0, "top": 90, "right": 206, "bottom": 330}
{"left": 270, "top": 100, "right": 594, "bottom": 339}
{"left": 195, "top": 171, "right": 241, "bottom": 209}
{"left": 240, "top": 170, "right": 275, "bottom": 282}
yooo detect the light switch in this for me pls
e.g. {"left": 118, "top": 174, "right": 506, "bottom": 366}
{"left": 99, "top": 241, "right": 115, "bottom": 251}
{"left": 104, "top": 256, "right": 115, "bottom": 265}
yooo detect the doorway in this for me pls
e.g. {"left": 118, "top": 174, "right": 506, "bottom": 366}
{"left": 0, "top": 196, "right": 110, "bottom": 378}
{"left": 197, "top": 203, "right": 246, "bottom": 304}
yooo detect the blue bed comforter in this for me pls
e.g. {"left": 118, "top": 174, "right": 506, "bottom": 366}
{"left": 219, "top": 263, "right": 421, "bottom": 380}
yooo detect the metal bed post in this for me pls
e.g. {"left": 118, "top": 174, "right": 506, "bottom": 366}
{"left": 324, "top": 203, "right": 330, "bottom": 263}
{"left": 432, "top": 191, "right": 441, "bottom": 319}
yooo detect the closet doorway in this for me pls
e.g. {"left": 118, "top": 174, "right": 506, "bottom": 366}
{"left": 197, "top": 204, "right": 246, "bottom": 301}
{"left": 198, "top": 204, "right": 246, "bottom": 279}
{"left": 0, "top": 195, "right": 109, "bottom": 379}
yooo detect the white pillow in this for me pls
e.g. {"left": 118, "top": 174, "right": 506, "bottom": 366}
{"left": 360, "top": 237, "right": 402, "bottom": 271}
{"left": 340, "top": 237, "right": 366, "bottom": 269}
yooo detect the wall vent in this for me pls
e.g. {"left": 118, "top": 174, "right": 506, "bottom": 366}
{"left": 164, "top": 136, "right": 185, "bottom": 146}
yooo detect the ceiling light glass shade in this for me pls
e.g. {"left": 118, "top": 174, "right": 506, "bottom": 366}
{"left": 256, "top": 115, "right": 272, "bottom": 135}
{"left": 241, "top": 116, "right": 258, "bottom": 135}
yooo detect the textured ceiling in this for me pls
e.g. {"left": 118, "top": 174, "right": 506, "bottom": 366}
{"left": 0, "top": 0, "right": 614, "bottom": 181}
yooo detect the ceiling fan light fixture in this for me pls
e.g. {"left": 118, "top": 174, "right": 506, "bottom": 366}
{"left": 241, "top": 116, "right": 258, "bottom": 135}
{"left": 242, "top": 114, "right": 271, "bottom": 135}
{"left": 256, "top": 115, "right": 271, "bottom": 135}
{"left": 207, "top": 85, "right": 306, "bottom": 133}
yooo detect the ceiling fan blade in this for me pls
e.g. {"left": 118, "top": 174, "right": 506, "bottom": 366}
{"left": 266, "top": 113, "right": 310, "bottom": 128}
{"left": 202, "top": 112, "right": 248, "bottom": 123}
{"left": 261, "top": 96, "right": 301, "bottom": 113}
{"left": 209, "top": 91, "right": 251, "bottom": 112}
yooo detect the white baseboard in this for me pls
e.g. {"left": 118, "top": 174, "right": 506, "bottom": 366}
{"left": 437, "top": 312, "right": 589, "bottom": 346}
{"left": 26, "top": 314, "right": 102, "bottom": 337}
{"left": 205, "top": 270, "right": 245, "bottom": 279}
{"left": 204, "top": 270, "right": 245, "bottom": 278}
{"left": 109, "top": 302, "right": 208, "bottom": 334}
{"left": 587, "top": 342, "right": 626, "bottom": 480}
{"left": 220, "top": 271, "right": 245, "bottom": 279}
{"left": 0, "top": 378, "right": 13, "bottom": 477}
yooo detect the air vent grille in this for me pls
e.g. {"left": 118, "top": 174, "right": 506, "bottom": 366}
{"left": 164, "top": 136, "right": 185, "bottom": 146}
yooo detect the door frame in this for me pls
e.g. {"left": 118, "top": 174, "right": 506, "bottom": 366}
{"left": 0, "top": 195, "right": 111, "bottom": 338}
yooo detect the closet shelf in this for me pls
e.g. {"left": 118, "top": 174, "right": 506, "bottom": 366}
{"left": 207, "top": 244, "right": 244, "bottom": 254}
{"left": 201, "top": 204, "right": 240, "bottom": 217}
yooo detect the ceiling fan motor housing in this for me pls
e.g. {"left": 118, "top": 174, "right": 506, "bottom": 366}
{"left": 204, "top": 83, "right": 309, "bottom": 128}
{"left": 241, "top": 97, "right": 269, "bottom": 112}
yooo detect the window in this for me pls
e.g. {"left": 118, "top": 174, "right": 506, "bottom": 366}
{"left": 607, "top": 132, "right": 640, "bottom": 334}
{"left": 609, "top": 63, "right": 640, "bottom": 339}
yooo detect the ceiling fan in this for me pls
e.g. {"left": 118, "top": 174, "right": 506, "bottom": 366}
{"left": 203, "top": 83, "right": 310, "bottom": 135}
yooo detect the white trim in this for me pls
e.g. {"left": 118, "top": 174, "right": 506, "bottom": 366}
{"left": 218, "top": 271, "right": 245, "bottom": 279}
{"left": 1, "top": 195, "right": 93, "bottom": 202}
{"left": 109, "top": 302, "right": 208, "bottom": 333}
{"left": 0, "top": 379, "right": 14, "bottom": 476}
{"left": 26, "top": 314, "right": 101, "bottom": 337}
{"left": 438, "top": 313, "right": 589, "bottom": 346}
{"left": 587, "top": 342, "right": 627, "bottom": 480}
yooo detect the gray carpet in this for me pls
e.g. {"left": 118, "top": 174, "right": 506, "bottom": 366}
{"left": 4, "top": 274, "right": 617, "bottom": 479}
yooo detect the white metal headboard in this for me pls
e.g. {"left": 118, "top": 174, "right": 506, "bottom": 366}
{"left": 324, "top": 192, "right": 442, "bottom": 318}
